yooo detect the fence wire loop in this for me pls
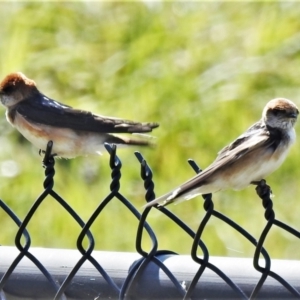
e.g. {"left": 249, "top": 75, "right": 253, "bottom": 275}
{"left": 251, "top": 178, "right": 300, "bottom": 299}
{"left": 0, "top": 144, "right": 300, "bottom": 299}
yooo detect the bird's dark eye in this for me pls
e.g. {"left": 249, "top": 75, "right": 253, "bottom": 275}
{"left": 2, "top": 84, "right": 15, "bottom": 94}
{"left": 272, "top": 108, "right": 284, "bottom": 116}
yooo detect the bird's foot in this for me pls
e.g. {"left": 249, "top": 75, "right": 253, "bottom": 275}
{"left": 251, "top": 179, "right": 272, "bottom": 199}
{"left": 40, "top": 141, "right": 58, "bottom": 164}
{"left": 39, "top": 149, "right": 57, "bottom": 158}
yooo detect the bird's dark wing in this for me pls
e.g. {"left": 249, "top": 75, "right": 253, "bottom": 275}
{"left": 13, "top": 94, "right": 159, "bottom": 133}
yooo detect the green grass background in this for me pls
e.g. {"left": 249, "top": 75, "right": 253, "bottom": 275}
{"left": 1, "top": 1, "right": 300, "bottom": 259}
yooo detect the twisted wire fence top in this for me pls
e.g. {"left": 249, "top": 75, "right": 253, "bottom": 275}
{"left": 0, "top": 141, "right": 299, "bottom": 300}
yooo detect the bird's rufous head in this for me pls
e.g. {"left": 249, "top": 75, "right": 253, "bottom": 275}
{"left": 0, "top": 72, "right": 38, "bottom": 107}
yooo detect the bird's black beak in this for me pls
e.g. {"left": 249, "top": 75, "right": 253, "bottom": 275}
{"left": 288, "top": 112, "right": 298, "bottom": 119}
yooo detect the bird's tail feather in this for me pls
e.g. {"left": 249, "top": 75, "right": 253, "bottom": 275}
{"left": 143, "top": 188, "right": 181, "bottom": 208}
{"left": 105, "top": 134, "right": 156, "bottom": 147}
{"left": 107, "top": 119, "right": 159, "bottom": 133}
{"left": 143, "top": 185, "right": 204, "bottom": 208}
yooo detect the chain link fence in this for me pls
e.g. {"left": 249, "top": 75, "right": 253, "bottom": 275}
{"left": 0, "top": 142, "right": 300, "bottom": 299}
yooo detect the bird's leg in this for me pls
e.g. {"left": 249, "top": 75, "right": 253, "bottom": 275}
{"left": 251, "top": 179, "right": 272, "bottom": 198}
{"left": 41, "top": 141, "right": 58, "bottom": 165}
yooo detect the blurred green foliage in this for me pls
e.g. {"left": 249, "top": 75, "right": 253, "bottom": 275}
{"left": 1, "top": 1, "right": 300, "bottom": 259}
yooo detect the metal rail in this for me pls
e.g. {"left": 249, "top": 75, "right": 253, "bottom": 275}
{"left": 1, "top": 246, "right": 300, "bottom": 299}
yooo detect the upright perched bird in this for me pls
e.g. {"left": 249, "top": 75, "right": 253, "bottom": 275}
{"left": 146, "top": 98, "right": 299, "bottom": 207}
{"left": 0, "top": 72, "right": 159, "bottom": 158}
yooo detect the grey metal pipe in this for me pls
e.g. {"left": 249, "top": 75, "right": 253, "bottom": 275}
{"left": 0, "top": 246, "right": 299, "bottom": 299}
